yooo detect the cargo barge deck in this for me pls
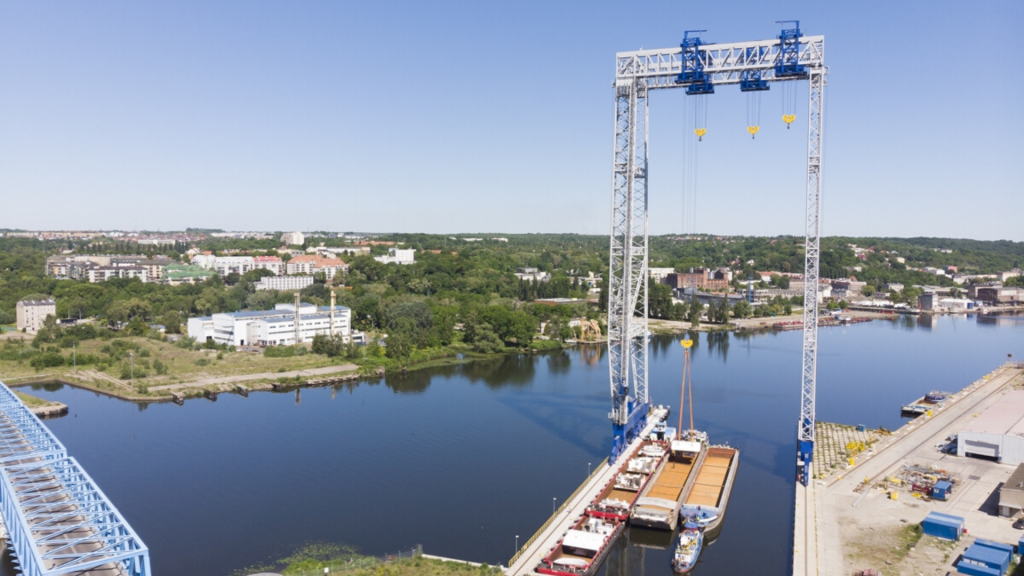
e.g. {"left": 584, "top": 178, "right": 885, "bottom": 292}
{"left": 629, "top": 442, "right": 705, "bottom": 531}
{"left": 680, "top": 446, "right": 739, "bottom": 532}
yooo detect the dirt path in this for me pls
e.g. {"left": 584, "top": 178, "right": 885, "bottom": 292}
{"left": 148, "top": 363, "right": 359, "bottom": 392}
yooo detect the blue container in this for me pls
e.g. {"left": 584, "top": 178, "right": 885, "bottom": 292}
{"left": 1018, "top": 534, "right": 1024, "bottom": 554}
{"left": 961, "top": 541, "right": 1011, "bottom": 574}
{"left": 932, "top": 480, "right": 952, "bottom": 500}
{"left": 922, "top": 511, "right": 964, "bottom": 541}
{"left": 956, "top": 563, "right": 1000, "bottom": 576}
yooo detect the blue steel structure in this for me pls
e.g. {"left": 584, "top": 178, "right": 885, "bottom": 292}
{"left": 0, "top": 381, "right": 150, "bottom": 576}
{"left": 775, "top": 21, "right": 808, "bottom": 78}
{"left": 676, "top": 31, "right": 714, "bottom": 95}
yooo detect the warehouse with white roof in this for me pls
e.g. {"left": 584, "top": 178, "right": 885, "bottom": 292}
{"left": 958, "top": 390, "right": 1024, "bottom": 466}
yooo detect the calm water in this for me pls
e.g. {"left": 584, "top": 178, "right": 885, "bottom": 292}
{"left": 6, "top": 313, "right": 1023, "bottom": 576}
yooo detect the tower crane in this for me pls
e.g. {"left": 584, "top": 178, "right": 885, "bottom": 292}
{"left": 607, "top": 22, "right": 826, "bottom": 484}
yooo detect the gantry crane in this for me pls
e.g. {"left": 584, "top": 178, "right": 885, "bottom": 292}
{"left": 607, "top": 23, "right": 826, "bottom": 483}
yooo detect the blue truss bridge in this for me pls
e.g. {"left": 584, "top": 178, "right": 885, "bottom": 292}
{"left": 0, "top": 381, "right": 150, "bottom": 576}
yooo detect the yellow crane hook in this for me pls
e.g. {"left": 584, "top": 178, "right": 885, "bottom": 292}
{"left": 694, "top": 128, "right": 706, "bottom": 142}
{"left": 747, "top": 126, "right": 759, "bottom": 139}
{"left": 782, "top": 114, "right": 796, "bottom": 129}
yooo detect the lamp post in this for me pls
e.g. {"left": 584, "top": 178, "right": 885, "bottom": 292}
{"left": 72, "top": 342, "right": 77, "bottom": 376}
{"left": 515, "top": 535, "right": 519, "bottom": 555}
{"left": 588, "top": 462, "right": 591, "bottom": 476}
{"left": 552, "top": 498, "right": 556, "bottom": 514}
{"left": 128, "top": 352, "right": 135, "bottom": 393}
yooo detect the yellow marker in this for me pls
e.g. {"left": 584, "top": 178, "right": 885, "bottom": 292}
{"left": 681, "top": 339, "right": 693, "bottom": 349}
{"left": 782, "top": 114, "right": 796, "bottom": 128}
{"left": 747, "top": 126, "right": 759, "bottom": 139}
{"left": 694, "top": 128, "right": 706, "bottom": 141}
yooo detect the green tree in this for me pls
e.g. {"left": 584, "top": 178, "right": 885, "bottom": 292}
{"left": 732, "top": 299, "right": 751, "bottom": 318}
{"left": 688, "top": 296, "right": 702, "bottom": 326}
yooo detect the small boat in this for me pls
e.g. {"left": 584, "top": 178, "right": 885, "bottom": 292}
{"left": 672, "top": 518, "right": 704, "bottom": 573}
{"left": 537, "top": 516, "right": 624, "bottom": 576}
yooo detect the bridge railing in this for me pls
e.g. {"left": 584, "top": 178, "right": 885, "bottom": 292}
{"left": 0, "top": 381, "right": 151, "bottom": 576}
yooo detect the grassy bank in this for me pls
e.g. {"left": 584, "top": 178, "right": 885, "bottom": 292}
{"left": 1, "top": 333, "right": 585, "bottom": 403}
{"left": 230, "top": 543, "right": 502, "bottom": 576}
{"left": 14, "top": 390, "right": 60, "bottom": 409}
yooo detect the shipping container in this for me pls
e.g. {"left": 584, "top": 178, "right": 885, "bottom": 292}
{"left": 932, "top": 480, "right": 953, "bottom": 500}
{"left": 922, "top": 511, "right": 964, "bottom": 541}
{"left": 960, "top": 541, "right": 1011, "bottom": 574}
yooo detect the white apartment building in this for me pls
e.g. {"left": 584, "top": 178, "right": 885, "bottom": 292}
{"left": 253, "top": 256, "right": 283, "bottom": 275}
{"left": 211, "top": 256, "right": 255, "bottom": 276}
{"left": 285, "top": 256, "right": 348, "bottom": 279}
{"left": 16, "top": 299, "right": 56, "bottom": 332}
{"left": 281, "top": 231, "right": 305, "bottom": 246}
{"left": 254, "top": 275, "right": 314, "bottom": 292}
{"left": 45, "top": 255, "right": 172, "bottom": 282}
{"left": 374, "top": 248, "right": 415, "bottom": 265}
{"left": 187, "top": 303, "right": 351, "bottom": 347}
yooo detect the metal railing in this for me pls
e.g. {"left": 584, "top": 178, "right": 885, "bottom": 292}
{"left": 507, "top": 457, "right": 609, "bottom": 568}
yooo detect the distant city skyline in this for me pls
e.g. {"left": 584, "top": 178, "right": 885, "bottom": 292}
{"left": 1, "top": 1, "right": 1021, "bottom": 241}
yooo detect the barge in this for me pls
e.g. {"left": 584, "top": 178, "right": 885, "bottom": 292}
{"left": 679, "top": 446, "right": 740, "bottom": 532}
{"left": 629, "top": 438, "right": 705, "bottom": 530}
{"left": 588, "top": 440, "right": 667, "bottom": 521}
{"left": 901, "top": 390, "right": 953, "bottom": 415}
{"left": 536, "top": 514, "right": 625, "bottom": 576}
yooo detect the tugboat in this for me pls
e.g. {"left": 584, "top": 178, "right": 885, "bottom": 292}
{"left": 671, "top": 517, "right": 704, "bottom": 573}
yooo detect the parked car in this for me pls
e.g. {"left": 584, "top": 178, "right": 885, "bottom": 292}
{"left": 1013, "top": 518, "right": 1024, "bottom": 530}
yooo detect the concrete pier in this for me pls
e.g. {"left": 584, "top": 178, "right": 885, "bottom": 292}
{"left": 792, "top": 362, "right": 1024, "bottom": 576}
{"left": 506, "top": 408, "right": 668, "bottom": 576}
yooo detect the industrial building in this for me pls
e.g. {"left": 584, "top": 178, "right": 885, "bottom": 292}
{"left": 254, "top": 275, "right": 314, "bottom": 292}
{"left": 186, "top": 302, "right": 351, "bottom": 347}
{"left": 16, "top": 299, "right": 56, "bottom": 332}
{"left": 998, "top": 464, "right": 1024, "bottom": 517}
{"left": 957, "top": 390, "right": 1024, "bottom": 465}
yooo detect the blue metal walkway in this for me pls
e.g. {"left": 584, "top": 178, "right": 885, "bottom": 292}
{"left": 0, "top": 382, "right": 150, "bottom": 576}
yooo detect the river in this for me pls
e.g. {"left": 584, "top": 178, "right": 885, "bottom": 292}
{"left": 5, "top": 312, "right": 1023, "bottom": 575}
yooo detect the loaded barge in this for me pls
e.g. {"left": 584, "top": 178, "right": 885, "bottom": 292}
{"left": 629, "top": 438, "right": 705, "bottom": 530}
{"left": 901, "top": 390, "right": 952, "bottom": 415}
{"left": 588, "top": 440, "right": 667, "bottom": 520}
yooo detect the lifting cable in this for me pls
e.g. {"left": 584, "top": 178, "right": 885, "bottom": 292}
{"left": 682, "top": 94, "right": 708, "bottom": 235}
{"left": 781, "top": 81, "right": 797, "bottom": 129}
{"left": 746, "top": 90, "right": 762, "bottom": 139}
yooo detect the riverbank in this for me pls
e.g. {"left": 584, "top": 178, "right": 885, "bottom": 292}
{"left": 2, "top": 338, "right": 588, "bottom": 407}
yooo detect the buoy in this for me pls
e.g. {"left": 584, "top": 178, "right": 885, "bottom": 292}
{"left": 782, "top": 114, "right": 796, "bottom": 128}
{"left": 747, "top": 126, "right": 759, "bottom": 139}
{"left": 694, "top": 128, "right": 706, "bottom": 141}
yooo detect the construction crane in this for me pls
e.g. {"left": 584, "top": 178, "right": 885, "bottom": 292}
{"left": 607, "top": 22, "right": 826, "bottom": 482}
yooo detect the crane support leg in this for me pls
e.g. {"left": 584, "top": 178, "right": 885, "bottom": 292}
{"left": 797, "top": 68, "right": 825, "bottom": 486}
{"left": 608, "top": 79, "right": 650, "bottom": 464}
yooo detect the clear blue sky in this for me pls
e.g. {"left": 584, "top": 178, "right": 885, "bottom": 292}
{"left": 1, "top": 1, "right": 1021, "bottom": 240}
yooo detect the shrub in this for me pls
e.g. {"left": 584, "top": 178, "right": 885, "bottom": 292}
{"left": 194, "top": 358, "right": 210, "bottom": 367}
{"left": 264, "top": 345, "right": 307, "bottom": 358}
{"left": 153, "top": 359, "right": 167, "bottom": 375}
{"left": 139, "top": 348, "right": 151, "bottom": 357}
{"left": 29, "top": 352, "right": 65, "bottom": 370}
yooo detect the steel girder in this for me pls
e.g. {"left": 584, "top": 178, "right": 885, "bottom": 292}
{"left": 798, "top": 68, "right": 825, "bottom": 485}
{"left": 614, "top": 36, "right": 824, "bottom": 89}
{"left": 0, "top": 382, "right": 151, "bottom": 576}
{"left": 607, "top": 78, "right": 650, "bottom": 462}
